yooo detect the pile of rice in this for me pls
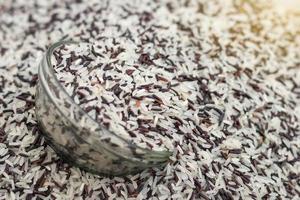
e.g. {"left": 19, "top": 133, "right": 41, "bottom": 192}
{"left": 0, "top": 0, "right": 299, "bottom": 199}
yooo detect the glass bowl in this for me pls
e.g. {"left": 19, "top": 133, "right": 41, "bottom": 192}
{"left": 35, "top": 39, "right": 172, "bottom": 176}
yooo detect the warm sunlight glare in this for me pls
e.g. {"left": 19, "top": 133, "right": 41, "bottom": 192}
{"left": 275, "top": 0, "right": 300, "bottom": 12}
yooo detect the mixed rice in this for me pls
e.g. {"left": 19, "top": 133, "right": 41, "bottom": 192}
{"left": 0, "top": 0, "right": 299, "bottom": 199}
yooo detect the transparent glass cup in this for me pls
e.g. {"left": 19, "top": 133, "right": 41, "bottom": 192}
{"left": 35, "top": 39, "right": 171, "bottom": 176}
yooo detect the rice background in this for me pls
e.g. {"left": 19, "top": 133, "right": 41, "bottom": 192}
{"left": 0, "top": 0, "right": 299, "bottom": 199}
